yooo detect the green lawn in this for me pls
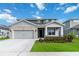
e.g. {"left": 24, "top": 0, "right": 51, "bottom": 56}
{"left": 31, "top": 38, "right": 79, "bottom": 52}
{"left": 0, "top": 37, "right": 9, "bottom": 40}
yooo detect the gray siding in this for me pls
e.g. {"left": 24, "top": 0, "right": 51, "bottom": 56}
{"left": 64, "top": 20, "right": 79, "bottom": 35}
{"left": 64, "top": 21, "right": 70, "bottom": 30}
{"left": 70, "top": 20, "right": 79, "bottom": 28}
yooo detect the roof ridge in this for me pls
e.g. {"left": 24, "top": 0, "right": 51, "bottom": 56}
{"left": 17, "top": 18, "right": 57, "bottom": 21}
{"left": 63, "top": 19, "right": 79, "bottom": 23}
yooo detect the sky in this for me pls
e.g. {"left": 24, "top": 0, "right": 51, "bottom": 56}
{"left": 0, "top": 3, "right": 79, "bottom": 25}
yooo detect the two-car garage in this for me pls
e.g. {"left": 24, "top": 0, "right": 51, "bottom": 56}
{"left": 14, "top": 30, "right": 34, "bottom": 39}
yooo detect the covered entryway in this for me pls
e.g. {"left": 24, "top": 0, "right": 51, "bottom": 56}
{"left": 14, "top": 30, "right": 34, "bottom": 39}
{"left": 38, "top": 28, "right": 45, "bottom": 38}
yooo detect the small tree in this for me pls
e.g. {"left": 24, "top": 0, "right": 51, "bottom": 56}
{"left": 64, "top": 32, "right": 76, "bottom": 42}
{"left": 68, "top": 32, "right": 76, "bottom": 39}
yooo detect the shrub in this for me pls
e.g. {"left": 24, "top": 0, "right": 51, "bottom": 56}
{"left": 44, "top": 37, "right": 65, "bottom": 43}
{"left": 39, "top": 38, "right": 44, "bottom": 42}
{"left": 64, "top": 35, "right": 73, "bottom": 42}
{"left": 69, "top": 32, "right": 76, "bottom": 38}
{"left": 40, "top": 35, "right": 74, "bottom": 43}
{"left": 0, "top": 36, "right": 9, "bottom": 40}
{"left": 64, "top": 32, "right": 76, "bottom": 42}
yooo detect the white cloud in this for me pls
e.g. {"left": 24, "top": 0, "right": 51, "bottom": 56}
{"left": 56, "top": 7, "right": 64, "bottom": 11}
{"left": 0, "top": 13, "right": 17, "bottom": 23}
{"left": 3, "top": 9, "right": 12, "bottom": 13}
{"left": 64, "top": 4, "right": 79, "bottom": 13}
{"left": 35, "top": 3, "right": 45, "bottom": 10}
{"left": 56, "top": 7, "right": 60, "bottom": 10}
{"left": 56, "top": 3, "right": 66, "bottom": 10}
{"left": 77, "top": 3, "right": 79, "bottom": 7}
{"left": 32, "top": 15, "right": 42, "bottom": 19}
{"left": 59, "top": 3, "right": 66, "bottom": 6}
{"left": 64, "top": 6, "right": 78, "bottom": 13}
{"left": 30, "top": 4, "right": 35, "bottom": 8}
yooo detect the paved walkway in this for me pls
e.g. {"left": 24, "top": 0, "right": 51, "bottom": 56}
{"left": 19, "top": 52, "right": 79, "bottom": 56}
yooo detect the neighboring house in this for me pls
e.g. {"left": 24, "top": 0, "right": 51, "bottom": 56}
{"left": 0, "top": 25, "right": 10, "bottom": 38}
{"left": 9, "top": 19, "right": 63, "bottom": 39}
{"left": 63, "top": 19, "right": 79, "bottom": 37}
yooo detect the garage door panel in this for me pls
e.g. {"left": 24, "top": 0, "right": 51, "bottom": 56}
{"left": 14, "top": 30, "right": 34, "bottom": 39}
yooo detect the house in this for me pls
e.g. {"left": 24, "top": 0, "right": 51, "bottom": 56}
{"left": 63, "top": 19, "right": 79, "bottom": 37}
{"left": 9, "top": 19, "right": 63, "bottom": 39}
{"left": 0, "top": 24, "right": 10, "bottom": 38}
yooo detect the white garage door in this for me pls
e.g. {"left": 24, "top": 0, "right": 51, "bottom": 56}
{"left": 14, "top": 30, "right": 34, "bottom": 39}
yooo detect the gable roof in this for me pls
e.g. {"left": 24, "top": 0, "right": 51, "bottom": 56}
{"left": 17, "top": 18, "right": 57, "bottom": 21}
{"left": 63, "top": 19, "right": 79, "bottom": 24}
{"left": 0, "top": 24, "right": 10, "bottom": 30}
{"left": 45, "top": 21, "right": 64, "bottom": 26}
{"left": 66, "top": 24, "right": 79, "bottom": 30}
{"left": 17, "top": 19, "right": 57, "bottom": 24}
{"left": 9, "top": 19, "right": 63, "bottom": 27}
{"left": 71, "top": 24, "right": 79, "bottom": 29}
{"left": 9, "top": 20, "right": 38, "bottom": 27}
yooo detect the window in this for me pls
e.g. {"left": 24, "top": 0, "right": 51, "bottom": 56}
{"left": 2, "top": 32, "right": 4, "bottom": 36}
{"left": 0, "top": 29, "right": 2, "bottom": 36}
{"left": 47, "top": 27, "right": 55, "bottom": 35}
{"left": 0, "top": 30, "right": 1, "bottom": 33}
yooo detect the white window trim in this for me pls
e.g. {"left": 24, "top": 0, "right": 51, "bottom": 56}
{"left": 47, "top": 27, "right": 56, "bottom": 35}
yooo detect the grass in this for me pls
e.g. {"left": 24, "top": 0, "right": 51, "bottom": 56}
{"left": 0, "top": 37, "right": 9, "bottom": 40}
{"left": 31, "top": 38, "right": 79, "bottom": 52}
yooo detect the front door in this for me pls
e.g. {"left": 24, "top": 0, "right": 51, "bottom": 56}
{"left": 38, "top": 28, "right": 45, "bottom": 38}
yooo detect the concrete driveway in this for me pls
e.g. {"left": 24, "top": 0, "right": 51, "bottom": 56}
{"left": 1, "top": 39, "right": 79, "bottom": 56}
{"left": 0, "top": 39, "right": 35, "bottom": 56}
